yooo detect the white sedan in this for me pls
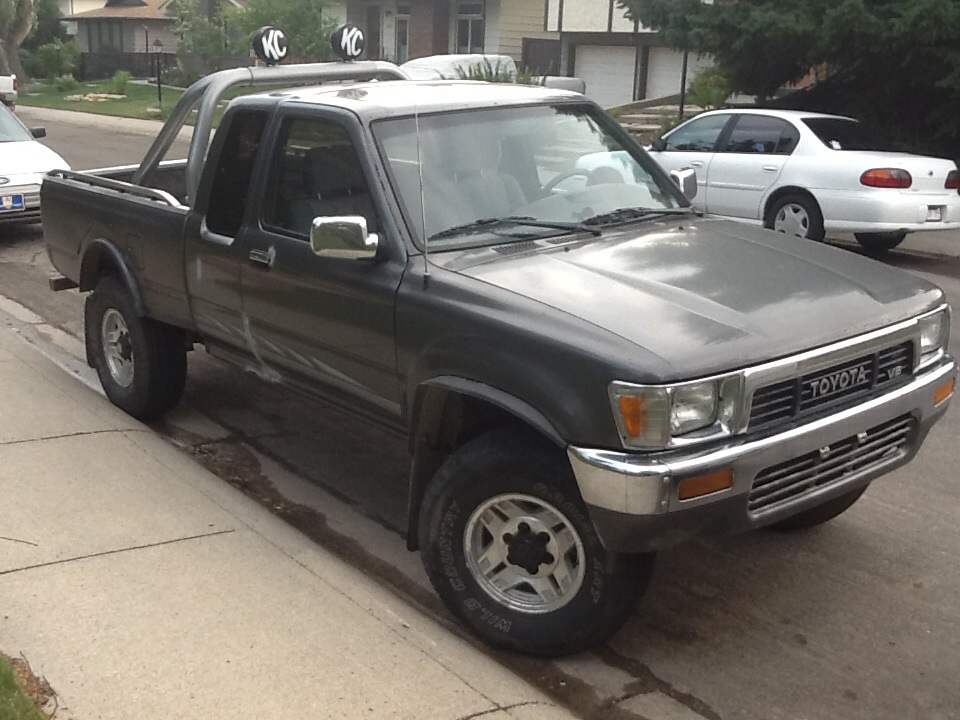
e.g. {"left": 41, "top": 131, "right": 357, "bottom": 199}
{"left": 0, "top": 103, "right": 70, "bottom": 224}
{"left": 647, "top": 108, "right": 960, "bottom": 252}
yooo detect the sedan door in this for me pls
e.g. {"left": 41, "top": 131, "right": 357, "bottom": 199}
{"left": 705, "top": 114, "right": 799, "bottom": 220}
{"left": 648, "top": 113, "right": 733, "bottom": 211}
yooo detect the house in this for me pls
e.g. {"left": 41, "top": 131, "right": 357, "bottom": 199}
{"left": 330, "top": 0, "right": 706, "bottom": 108}
{"left": 545, "top": 0, "right": 713, "bottom": 108}
{"left": 64, "top": 0, "right": 179, "bottom": 78}
{"left": 327, "top": 0, "right": 557, "bottom": 70}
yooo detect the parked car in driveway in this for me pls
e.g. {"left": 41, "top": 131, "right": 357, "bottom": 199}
{"left": 0, "top": 102, "right": 70, "bottom": 224}
{"left": 0, "top": 74, "right": 17, "bottom": 108}
{"left": 647, "top": 109, "right": 960, "bottom": 252}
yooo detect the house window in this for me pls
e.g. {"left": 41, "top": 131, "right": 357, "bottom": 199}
{"left": 455, "top": 2, "right": 484, "bottom": 54}
{"left": 90, "top": 20, "right": 123, "bottom": 52}
{"left": 395, "top": 4, "right": 410, "bottom": 63}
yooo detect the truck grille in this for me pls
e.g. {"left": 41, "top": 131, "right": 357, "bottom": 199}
{"left": 749, "top": 341, "right": 913, "bottom": 429}
{"left": 748, "top": 414, "right": 914, "bottom": 514}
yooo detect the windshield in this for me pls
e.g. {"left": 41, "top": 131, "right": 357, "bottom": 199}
{"left": 373, "top": 103, "right": 686, "bottom": 249}
{"left": 0, "top": 105, "right": 32, "bottom": 143}
{"left": 802, "top": 117, "right": 895, "bottom": 152}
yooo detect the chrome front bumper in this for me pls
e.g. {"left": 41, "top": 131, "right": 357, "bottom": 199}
{"left": 568, "top": 356, "right": 955, "bottom": 552}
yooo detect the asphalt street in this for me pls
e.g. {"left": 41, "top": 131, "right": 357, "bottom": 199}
{"left": 3, "top": 107, "right": 960, "bottom": 720}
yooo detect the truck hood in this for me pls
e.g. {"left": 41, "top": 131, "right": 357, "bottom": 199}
{"left": 437, "top": 217, "right": 943, "bottom": 380}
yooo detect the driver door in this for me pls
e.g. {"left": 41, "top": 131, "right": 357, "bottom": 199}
{"left": 647, "top": 113, "right": 734, "bottom": 211}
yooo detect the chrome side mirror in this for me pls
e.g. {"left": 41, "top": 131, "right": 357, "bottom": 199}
{"left": 669, "top": 167, "right": 698, "bottom": 201}
{"left": 310, "top": 216, "right": 378, "bottom": 260}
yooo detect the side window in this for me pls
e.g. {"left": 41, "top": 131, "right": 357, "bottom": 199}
{"left": 776, "top": 122, "right": 800, "bottom": 154}
{"left": 664, "top": 115, "right": 730, "bottom": 152}
{"left": 721, "top": 115, "right": 793, "bottom": 155}
{"left": 206, "top": 111, "right": 268, "bottom": 237}
{"left": 264, "top": 117, "right": 380, "bottom": 239}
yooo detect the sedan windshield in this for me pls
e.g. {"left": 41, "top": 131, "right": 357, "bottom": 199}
{"left": 0, "top": 105, "right": 33, "bottom": 143}
{"left": 802, "top": 117, "right": 895, "bottom": 152}
{"left": 373, "top": 103, "right": 686, "bottom": 249}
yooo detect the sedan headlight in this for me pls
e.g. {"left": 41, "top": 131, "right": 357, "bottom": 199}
{"left": 610, "top": 377, "right": 741, "bottom": 450}
{"left": 918, "top": 307, "right": 950, "bottom": 366}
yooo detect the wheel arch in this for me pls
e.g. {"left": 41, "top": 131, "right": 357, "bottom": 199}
{"left": 405, "top": 377, "right": 566, "bottom": 551}
{"left": 763, "top": 185, "right": 822, "bottom": 224}
{"left": 79, "top": 239, "right": 147, "bottom": 317}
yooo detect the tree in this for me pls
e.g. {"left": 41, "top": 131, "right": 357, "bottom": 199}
{"left": 0, "top": 0, "right": 34, "bottom": 80}
{"left": 617, "top": 0, "right": 960, "bottom": 156}
{"left": 171, "top": 0, "right": 232, "bottom": 74}
{"left": 225, "top": 0, "right": 338, "bottom": 62}
{"left": 23, "top": 0, "right": 67, "bottom": 52}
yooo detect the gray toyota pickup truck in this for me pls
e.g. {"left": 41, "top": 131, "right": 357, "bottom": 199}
{"left": 42, "top": 41, "right": 956, "bottom": 656}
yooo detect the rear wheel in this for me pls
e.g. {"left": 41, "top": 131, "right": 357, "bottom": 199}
{"left": 764, "top": 193, "right": 825, "bottom": 241}
{"left": 418, "top": 427, "right": 655, "bottom": 656}
{"left": 855, "top": 231, "right": 907, "bottom": 254}
{"left": 771, "top": 485, "right": 869, "bottom": 531}
{"left": 86, "top": 276, "right": 187, "bottom": 421}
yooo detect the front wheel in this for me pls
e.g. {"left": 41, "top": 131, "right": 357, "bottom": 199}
{"left": 764, "top": 193, "right": 825, "bottom": 241}
{"left": 855, "top": 231, "right": 907, "bottom": 254}
{"left": 418, "top": 428, "right": 654, "bottom": 656}
{"left": 86, "top": 276, "right": 187, "bottom": 421}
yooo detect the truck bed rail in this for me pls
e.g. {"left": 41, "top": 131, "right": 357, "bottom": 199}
{"left": 48, "top": 169, "right": 185, "bottom": 209}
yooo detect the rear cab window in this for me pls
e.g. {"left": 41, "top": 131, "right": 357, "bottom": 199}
{"left": 205, "top": 110, "right": 269, "bottom": 237}
{"left": 802, "top": 117, "right": 895, "bottom": 151}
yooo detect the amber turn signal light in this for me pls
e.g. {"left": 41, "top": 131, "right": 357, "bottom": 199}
{"left": 678, "top": 469, "right": 734, "bottom": 501}
{"left": 618, "top": 395, "right": 647, "bottom": 437}
{"left": 935, "top": 378, "right": 955, "bottom": 406}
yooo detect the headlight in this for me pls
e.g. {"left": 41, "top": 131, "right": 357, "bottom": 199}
{"left": 671, "top": 382, "right": 718, "bottom": 435}
{"left": 610, "top": 377, "right": 741, "bottom": 450}
{"left": 918, "top": 307, "right": 950, "bottom": 365}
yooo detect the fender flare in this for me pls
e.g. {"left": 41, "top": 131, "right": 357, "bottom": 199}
{"left": 79, "top": 239, "right": 147, "bottom": 317}
{"left": 405, "top": 376, "right": 567, "bottom": 550}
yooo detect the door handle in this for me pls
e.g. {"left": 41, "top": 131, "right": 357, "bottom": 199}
{"left": 248, "top": 248, "right": 273, "bottom": 268}
{"left": 762, "top": 165, "right": 779, "bottom": 173}
{"left": 689, "top": 160, "right": 705, "bottom": 168}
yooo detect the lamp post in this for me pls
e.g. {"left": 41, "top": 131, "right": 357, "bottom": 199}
{"left": 153, "top": 38, "right": 163, "bottom": 111}
{"left": 678, "top": 0, "right": 713, "bottom": 119}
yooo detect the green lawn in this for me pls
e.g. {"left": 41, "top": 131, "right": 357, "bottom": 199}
{"left": 19, "top": 80, "right": 184, "bottom": 122}
{"left": 0, "top": 656, "right": 45, "bottom": 720}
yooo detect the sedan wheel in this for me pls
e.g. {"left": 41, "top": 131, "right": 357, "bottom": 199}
{"left": 765, "top": 193, "right": 825, "bottom": 241}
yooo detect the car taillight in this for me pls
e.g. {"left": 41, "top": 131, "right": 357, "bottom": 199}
{"left": 946, "top": 170, "right": 959, "bottom": 191}
{"left": 860, "top": 168, "right": 912, "bottom": 189}
{"left": 12, "top": 76, "right": 18, "bottom": 92}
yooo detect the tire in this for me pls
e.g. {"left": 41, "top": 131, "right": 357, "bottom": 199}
{"left": 85, "top": 276, "right": 187, "bottom": 421}
{"left": 764, "top": 193, "right": 825, "bottom": 241}
{"left": 418, "top": 427, "right": 655, "bottom": 656}
{"left": 771, "top": 485, "right": 869, "bottom": 532}
{"left": 855, "top": 231, "right": 907, "bottom": 254}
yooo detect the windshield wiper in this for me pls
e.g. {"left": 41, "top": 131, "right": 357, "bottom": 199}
{"left": 430, "top": 215, "right": 601, "bottom": 241}
{"left": 583, "top": 206, "right": 700, "bottom": 227}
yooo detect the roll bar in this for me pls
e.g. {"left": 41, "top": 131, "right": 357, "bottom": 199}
{"left": 131, "top": 61, "right": 409, "bottom": 205}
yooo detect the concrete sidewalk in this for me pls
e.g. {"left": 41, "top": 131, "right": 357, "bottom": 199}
{"left": 0, "top": 322, "right": 577, "bottom": 720}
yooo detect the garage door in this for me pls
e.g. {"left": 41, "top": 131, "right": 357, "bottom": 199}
{"left": 646, "top": 47, "right": 714, "bottom": 100}
{"left": 574, "top": 45, "right": 636, "bottom": 109}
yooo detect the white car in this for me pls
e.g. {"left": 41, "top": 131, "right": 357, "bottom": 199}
{"left": 0, "top": 103, "right": 70, "bottom": 224}
{"left": 647, "top": 108, "right": 960, "bottom": 252}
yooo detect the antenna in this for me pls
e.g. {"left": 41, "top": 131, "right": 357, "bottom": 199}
{"left": 414, "top": 88, "right": 430, "bottom": 289}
